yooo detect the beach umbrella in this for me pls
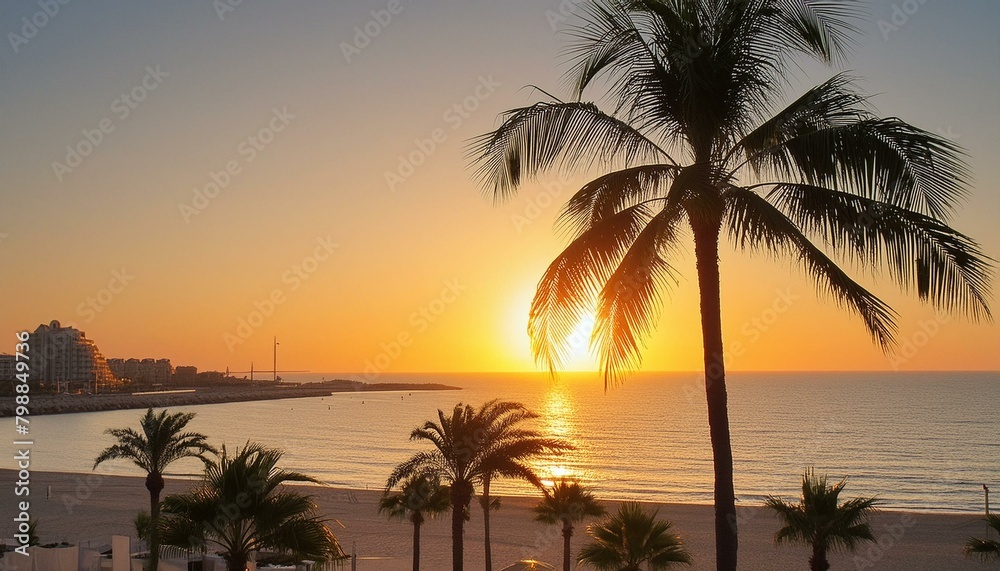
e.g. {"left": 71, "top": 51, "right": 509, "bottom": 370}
{"left": 499, "top": 560, "right": 558, "bottom": 571}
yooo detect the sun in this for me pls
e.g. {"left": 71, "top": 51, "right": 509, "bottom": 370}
{"left": 504, "top": 279, "right": 600, "bottom": 372}
{"left": 562, "top": 316, "right": 599, "bottom": 371}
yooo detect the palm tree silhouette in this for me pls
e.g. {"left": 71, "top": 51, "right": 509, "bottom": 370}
{"left": 964, "top": 513, "right": 1000, "bottom": 563}
{"left": 469, "top": 2, "right": 993, "bottom": 569}
{"left": 93, "top": 407, "right": 216, "bottom": 571}
{"left": 578, "top": 501, "right": 692, "bottom": 570}
{"left": 380, "top": 473, "right": 452, "bottom": 571}
{"left": 159, "top": 442, "right": 344, "bottom": 571}
{"left": 477, "top": 400, "right": 573, "bottom": 571}
{"left": 532, "top": 479, "right": 606, "bottom": 571}
{"left": 764, "top": 469, "right": 879, "bottom": 571}
{"left": 388, "top": 400, "right": 568, "bottom": 571}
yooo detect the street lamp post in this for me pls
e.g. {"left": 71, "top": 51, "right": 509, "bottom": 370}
{"left": 273, "top": 337, "right": 279, "bottom": 383}
{"left": 985, "top": 484, "right": 990, "bottom": 517}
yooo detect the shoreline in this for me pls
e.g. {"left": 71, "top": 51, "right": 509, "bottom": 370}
{"left": 0, "top": 470, "right": 990, "bottom": 570}
{"left": 0, "top": 381, "right": 460, "bottom": 417}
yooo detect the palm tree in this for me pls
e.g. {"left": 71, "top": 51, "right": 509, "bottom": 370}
{"left": 388, "top": 400, "right": 568, "bottom": 571}
{"left": 469, "top": 2, "right": 993, "bottom": 569}
{"left": 764, "top": 469, "right": 879, "bottom": 571}
{"left": 964, "top": 513, "right": 1000, "bottom": 563}
{"left": 159, "top": 442, "right": 345, "bottom": 571}
{"left": 94, "top": 407, "right": 216, "bottom": 571}
{"left": 380, "top": 473, "right": 452, "bottom": 571}
{"left": 477, "top": 400, "right": 574, "bottom": 571}
{"left": 578, "top": 501, "right": 692, "bottom": 570}
{"left": 532, "top": 479, "right": 606, "bottom": 571}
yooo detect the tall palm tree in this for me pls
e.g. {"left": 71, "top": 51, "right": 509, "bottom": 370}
{"left": 388, "top": 400, "right": 568, "bottom": 571}
{"left": 469, "top": 2, "right": 993, "bottom": 569}
{"left": 380, "top": 473, "right": 452, "bottom": 571}
{"left": 532, "top": 479, "right": 606, "bottom": 571}
{"left": 578, "top": 501, "right": 692, "bottom": 570}
{"left": 159, "top": 442, "right": 345, "bottom": 571}
{"left": 764, "top": 469, "right": 879, "bottom": 571}
{"left": 94, "top": 407, "right": 216, "bottom": 571}
{"left": 964, "top": 513, "right": 1000, "bottom": 563}
{"left": 477, "top": 400, "right": 574, "bottom": 571}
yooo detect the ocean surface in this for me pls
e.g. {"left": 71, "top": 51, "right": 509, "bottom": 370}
{"left": 4, "top": 371, "right": 997, "bottom": 513}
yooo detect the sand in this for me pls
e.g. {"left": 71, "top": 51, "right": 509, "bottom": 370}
{"left": 0, "top": 470, "right": 993, "bottom": 570}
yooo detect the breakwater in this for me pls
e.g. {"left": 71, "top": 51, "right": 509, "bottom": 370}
{"left": 0, "top": 381, "right": 460, "bottom": 417}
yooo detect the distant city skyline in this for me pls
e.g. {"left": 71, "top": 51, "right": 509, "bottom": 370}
{"left": 1, "top": 1, "right": 997, "bottom": 374}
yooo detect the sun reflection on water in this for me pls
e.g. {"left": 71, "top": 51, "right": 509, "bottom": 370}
{"left": 534, "top": 382, "right": 592, "bottom": 487}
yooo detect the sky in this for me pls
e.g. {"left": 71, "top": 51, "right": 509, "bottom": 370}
{"left": 1, "top": 0, "right": 998, "bottom": 375}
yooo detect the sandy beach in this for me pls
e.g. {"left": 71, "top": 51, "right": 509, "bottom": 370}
{"left": 0, "top": 470, "right": 992, "bottom": 570}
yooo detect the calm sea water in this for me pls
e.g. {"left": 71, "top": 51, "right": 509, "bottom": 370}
{"left": 3, "top": 371, "right": 997, "bottom": 513}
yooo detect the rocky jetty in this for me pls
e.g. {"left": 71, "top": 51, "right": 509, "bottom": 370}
{"left": 0, "top": 381, "right": 460, "bottom": 417}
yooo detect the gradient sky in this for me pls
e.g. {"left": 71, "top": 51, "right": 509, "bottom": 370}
{"left": 1, "top": 1, "right": 998, "bottom": 375}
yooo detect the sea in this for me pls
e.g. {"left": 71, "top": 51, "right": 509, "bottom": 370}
{"left": 3, "top": 371, "right": 997, "bottom": 514}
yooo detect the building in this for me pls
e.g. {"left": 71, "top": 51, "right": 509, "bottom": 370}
{"left": 173, "top": 366, "right": 197, "bottom": 385}
{"left": 107, "top": 357, "right": 172, "bottom": 386}
{"left": 28, "top": 320, "right": 118, "bottom": 391}
{"left": 0, "top": 354, "right": 15, "bottom": 382}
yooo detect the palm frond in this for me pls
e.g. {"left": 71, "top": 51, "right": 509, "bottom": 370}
{"left": 768, "top": 183, "right": 993, "bottom": 321}
{"left": 530, "top": 203, "right": 659, "bottom": 374}
{"left": 746, "top": 117, "right": 970, "bottom": 220}
{"left": 468, "top": 101, "right": 670, "bottom": 202}
{"left": 593, "top": 204, "right": 685, "bottom": 386}
{"left": 557, "top": 164, "right": 678, "bottom": 239}
{"left": 725, "top": 186, "right": 898, "bottom": 349}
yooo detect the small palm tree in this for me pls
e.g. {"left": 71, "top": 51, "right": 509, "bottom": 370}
{"left": 380, "top": 473, "right": 452, "bottom": 571}
{"left": 532, "top": 479, "right": 606, "bottom": 571}
{"left": 764, "top": 469, "right": 879, "bottom": 571}
{"left": 94, "top": 407, "right": 216, "bottom": 571}
{"left": 389, "top": 400, "right": 568, "bottom": 571}
{"left": 964, "top": 513, "right": 1000, "bottom": 563}
{"left": 159, "top": 442, "right": 344, "bottom": 571}
{"left": 477, "top": 400, "right": 573, "bottom": 571}
{"left": 578, "top": 501, "right": 692, "bottom": 570}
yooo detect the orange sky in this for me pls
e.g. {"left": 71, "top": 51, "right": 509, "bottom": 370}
{"left": 1, "top": 2, "right": 997, "bottom": 375}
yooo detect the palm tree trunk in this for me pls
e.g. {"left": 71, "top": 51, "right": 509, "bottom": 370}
{"left": 412, "top": 516, "right": 422, "bottom": 571}
{"left": 809, "top": 544, "right": 830, "bottom": 571}
{"left": 146, "top": 471, "right": 164, "bottom": 571}
{"left": 483, "top": 477, "right": 493, "bottom": 571}
{"left": 561, "top": 520, "right": 573, "bottom": 571}
{"left": 693, "top": 221, "right": 738, "bottom": 571}
{"left": 451, "top": 482, "right": 471, "bottom": 571}
{"left": 226, "top": 554, "right": 248, "bottom": 571}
